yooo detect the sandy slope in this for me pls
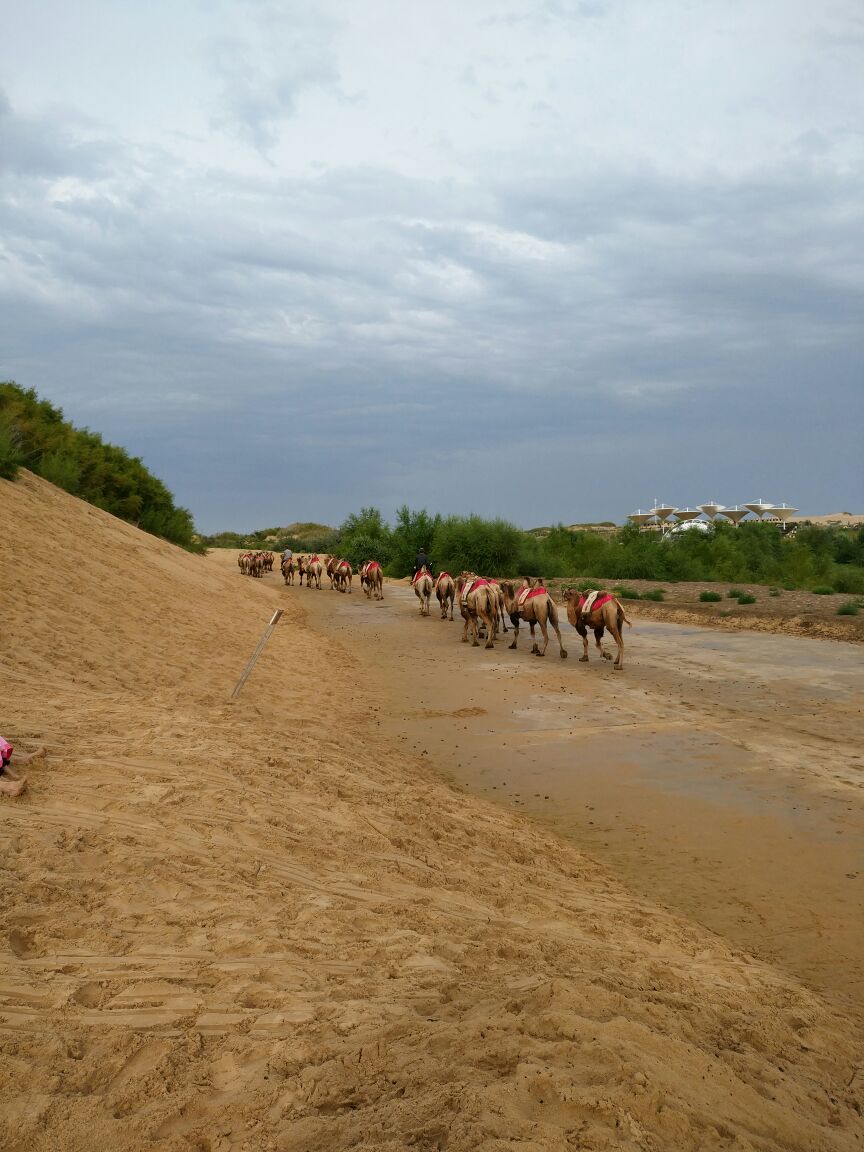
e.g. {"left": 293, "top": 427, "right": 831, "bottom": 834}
{"left": 1, "top": 471, "right": 862, "bottom": 1151}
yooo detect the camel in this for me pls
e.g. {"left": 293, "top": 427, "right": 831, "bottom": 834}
{"left": 296, "top": 555, "right": 309, "bottom": 587}
{"left": 456, "top": 574, "right": 499, "bottom": 648}
{"left": 326, "top": 556, "right": 339, "bottom": 589}
{"left": 307, "top": 554, "right": 324, "bottom": 589}
{"left": 281, "top": 556, "right": 295, "bottom": 585}
{"left": 332, "top": 559, "right": 352, "bottom": 593}
{"left": 412, "top": 566, "right": 433, "bottom": 615}
{"left": 434, "top": 571, "right": 455, "bottom": 620}
{"left": 500, "top": 580, "right": 567, "bottom": 658}
{"left": 561, "top": 588, "right": 631, "bottom": 670}
{"left": 361, "top": 561, "right": 384, "bottom": 600}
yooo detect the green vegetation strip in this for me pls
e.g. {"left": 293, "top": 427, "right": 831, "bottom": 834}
{"left": 6, "top": 382, "right": 863, "bottom": 589}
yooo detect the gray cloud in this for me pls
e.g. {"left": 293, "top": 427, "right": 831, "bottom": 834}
{"left": 0, "top": 88, "right": 116, "bottom": 178}
{"left": 207, "top": 3, "right": 341, "bottom": 150}
{"left": 0, "top": 3, "right": 862, "bottom": 530}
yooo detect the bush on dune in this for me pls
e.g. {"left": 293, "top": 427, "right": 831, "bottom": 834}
{"left": 0, "top": 382, "right": 199, "bottom": 550}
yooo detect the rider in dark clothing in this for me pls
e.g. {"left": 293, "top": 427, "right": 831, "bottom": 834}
{"left": 412, "top": 549, "right": 432, "bottom": 580}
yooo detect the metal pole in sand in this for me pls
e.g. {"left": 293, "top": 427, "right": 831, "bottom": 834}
{"left": 230, "top": 608, "right": 283, "bottom": 700}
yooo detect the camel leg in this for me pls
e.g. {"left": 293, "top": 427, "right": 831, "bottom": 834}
{"left": 483, "top": 611, "right": 495, "bottom": 648}
{"left": 577, "top": 623, "right": 589, "bottom": 661}
{"left": 529, "top": 621, "right": 539, "bottom": 655}
{"left": 509, "top": 617, "right": 520, "bottom": 650}
{"left": 536, "top": 619, "right": 549, "bottom": 656}
{"left": 554, "top": 621, "right": 568, "bottom": 658}
{"left": 608, "top": 622, "right": 624, "bottom": 669}
{"left": 596, "top": 628, "right": 612, "bottom": 660}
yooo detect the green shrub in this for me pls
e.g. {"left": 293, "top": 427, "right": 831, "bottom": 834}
{"left": 612, "top": 585, "right": 641, "bottom": 600}
{"left": 811, "top": 586, "right": 835, "bottom": 595}
{"left": 0, "top": 381, "right": 198, "bottom": 548}
{"left": 641, "top": 588, "right": 666, "bottom": 601}
{"left": 37, "top": 449, "right": 82, "bottom": 493}
{"left": 737, "top": 593, "right": 757, "bottom": 605}
{"left": 727, "top": 588, "right": 743, "bottom": 598}
{"left": 769, "top": 587, "right": 781, "bottom": 597}
{"left": 0, "top": 412, "right": 24, "bottom": 480}
{"left": 783, "top": 582, "right": 797, "bottom": 590}
{"left": 699, "top": 591, "right": 722, "bottom": 602}
{"left": 834, "top": 571, "right": 864, "bottom": 594}
{"left": 837, "top": 601, "right": 860, "bottom": 616}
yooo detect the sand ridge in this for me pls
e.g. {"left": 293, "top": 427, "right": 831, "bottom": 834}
{"left": 1, "top": 470, "right": 863, "bottom": 1151}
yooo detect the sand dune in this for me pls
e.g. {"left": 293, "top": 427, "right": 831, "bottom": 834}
{"left": 1, "top": 470, "right": 862, "bottom": 1151}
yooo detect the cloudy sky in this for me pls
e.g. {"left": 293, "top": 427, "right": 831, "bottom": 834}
{"left": 1, "top": 0, "right": 862, "bottom": 532}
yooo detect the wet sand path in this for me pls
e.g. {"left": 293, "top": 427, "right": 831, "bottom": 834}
{"left": 287, "top": 577, "right": 864, "bottom": 1020}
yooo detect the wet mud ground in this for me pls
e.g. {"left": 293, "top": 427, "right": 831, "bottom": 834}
{"left": 292, "top": 579, "right": 864, "bottom": 1022}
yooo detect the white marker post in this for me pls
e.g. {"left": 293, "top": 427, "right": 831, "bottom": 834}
{"left": 230, "top": 608, "right": 284, "bottom": 700}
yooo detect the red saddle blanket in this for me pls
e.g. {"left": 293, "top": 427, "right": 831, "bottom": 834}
{"left": 578, "top": 592, "right": 614, "bottom": 614}
{"left": 412, "top": 568, "right": 431, "bottom": 586}
{"left": 516, "top": 586, "right": 547, "bottom": 609}
{"left": 462, "top": 577, "right": 490, "bottom": 597}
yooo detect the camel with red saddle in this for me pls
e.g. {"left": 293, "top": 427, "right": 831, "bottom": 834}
{"left": 561, "top": 588, "right": 631, "bottom": 669}
{"left": 331, "top": 558, "right": 352, "bottom": 593}
{"left": 360, "top": 561, "right": 384, "bottom": 600}
{"left": 305, "top": 554, "right": 324, "bottom": 589}
{"left": 412, "top": 567, "right": 433, "bottom": 615}
{"left": 456, "top": 573, "right": 499, "bottom": 648}
{"left": 500, "top": 580, "right": 567, "bottom": 658}
{"left": 434, "top": 571, "right": 455, "bottom": 620}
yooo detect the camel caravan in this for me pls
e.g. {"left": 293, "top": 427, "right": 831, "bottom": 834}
{"left": 277, "top": 553, "right": 359, "bottom": 592}
{"left": 238, "top": 550, "right": 273, "bottom": 578}
{"left": 249, "top": 547, "right": 633, "bottom": 669}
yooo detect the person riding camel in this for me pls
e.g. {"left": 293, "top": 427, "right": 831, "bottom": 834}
{"left": 412, "top": 548, "right": 432, "bottom": 581}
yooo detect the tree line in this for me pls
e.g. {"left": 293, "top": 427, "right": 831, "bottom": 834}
{"left": 5, "top": 380, "right": 859, "bottom": 591}
{"left": 0, "top": 382, "right": 200, "bottom": 550}
{"left": 207, "top": 506, "right": 864, "bottom": 595}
